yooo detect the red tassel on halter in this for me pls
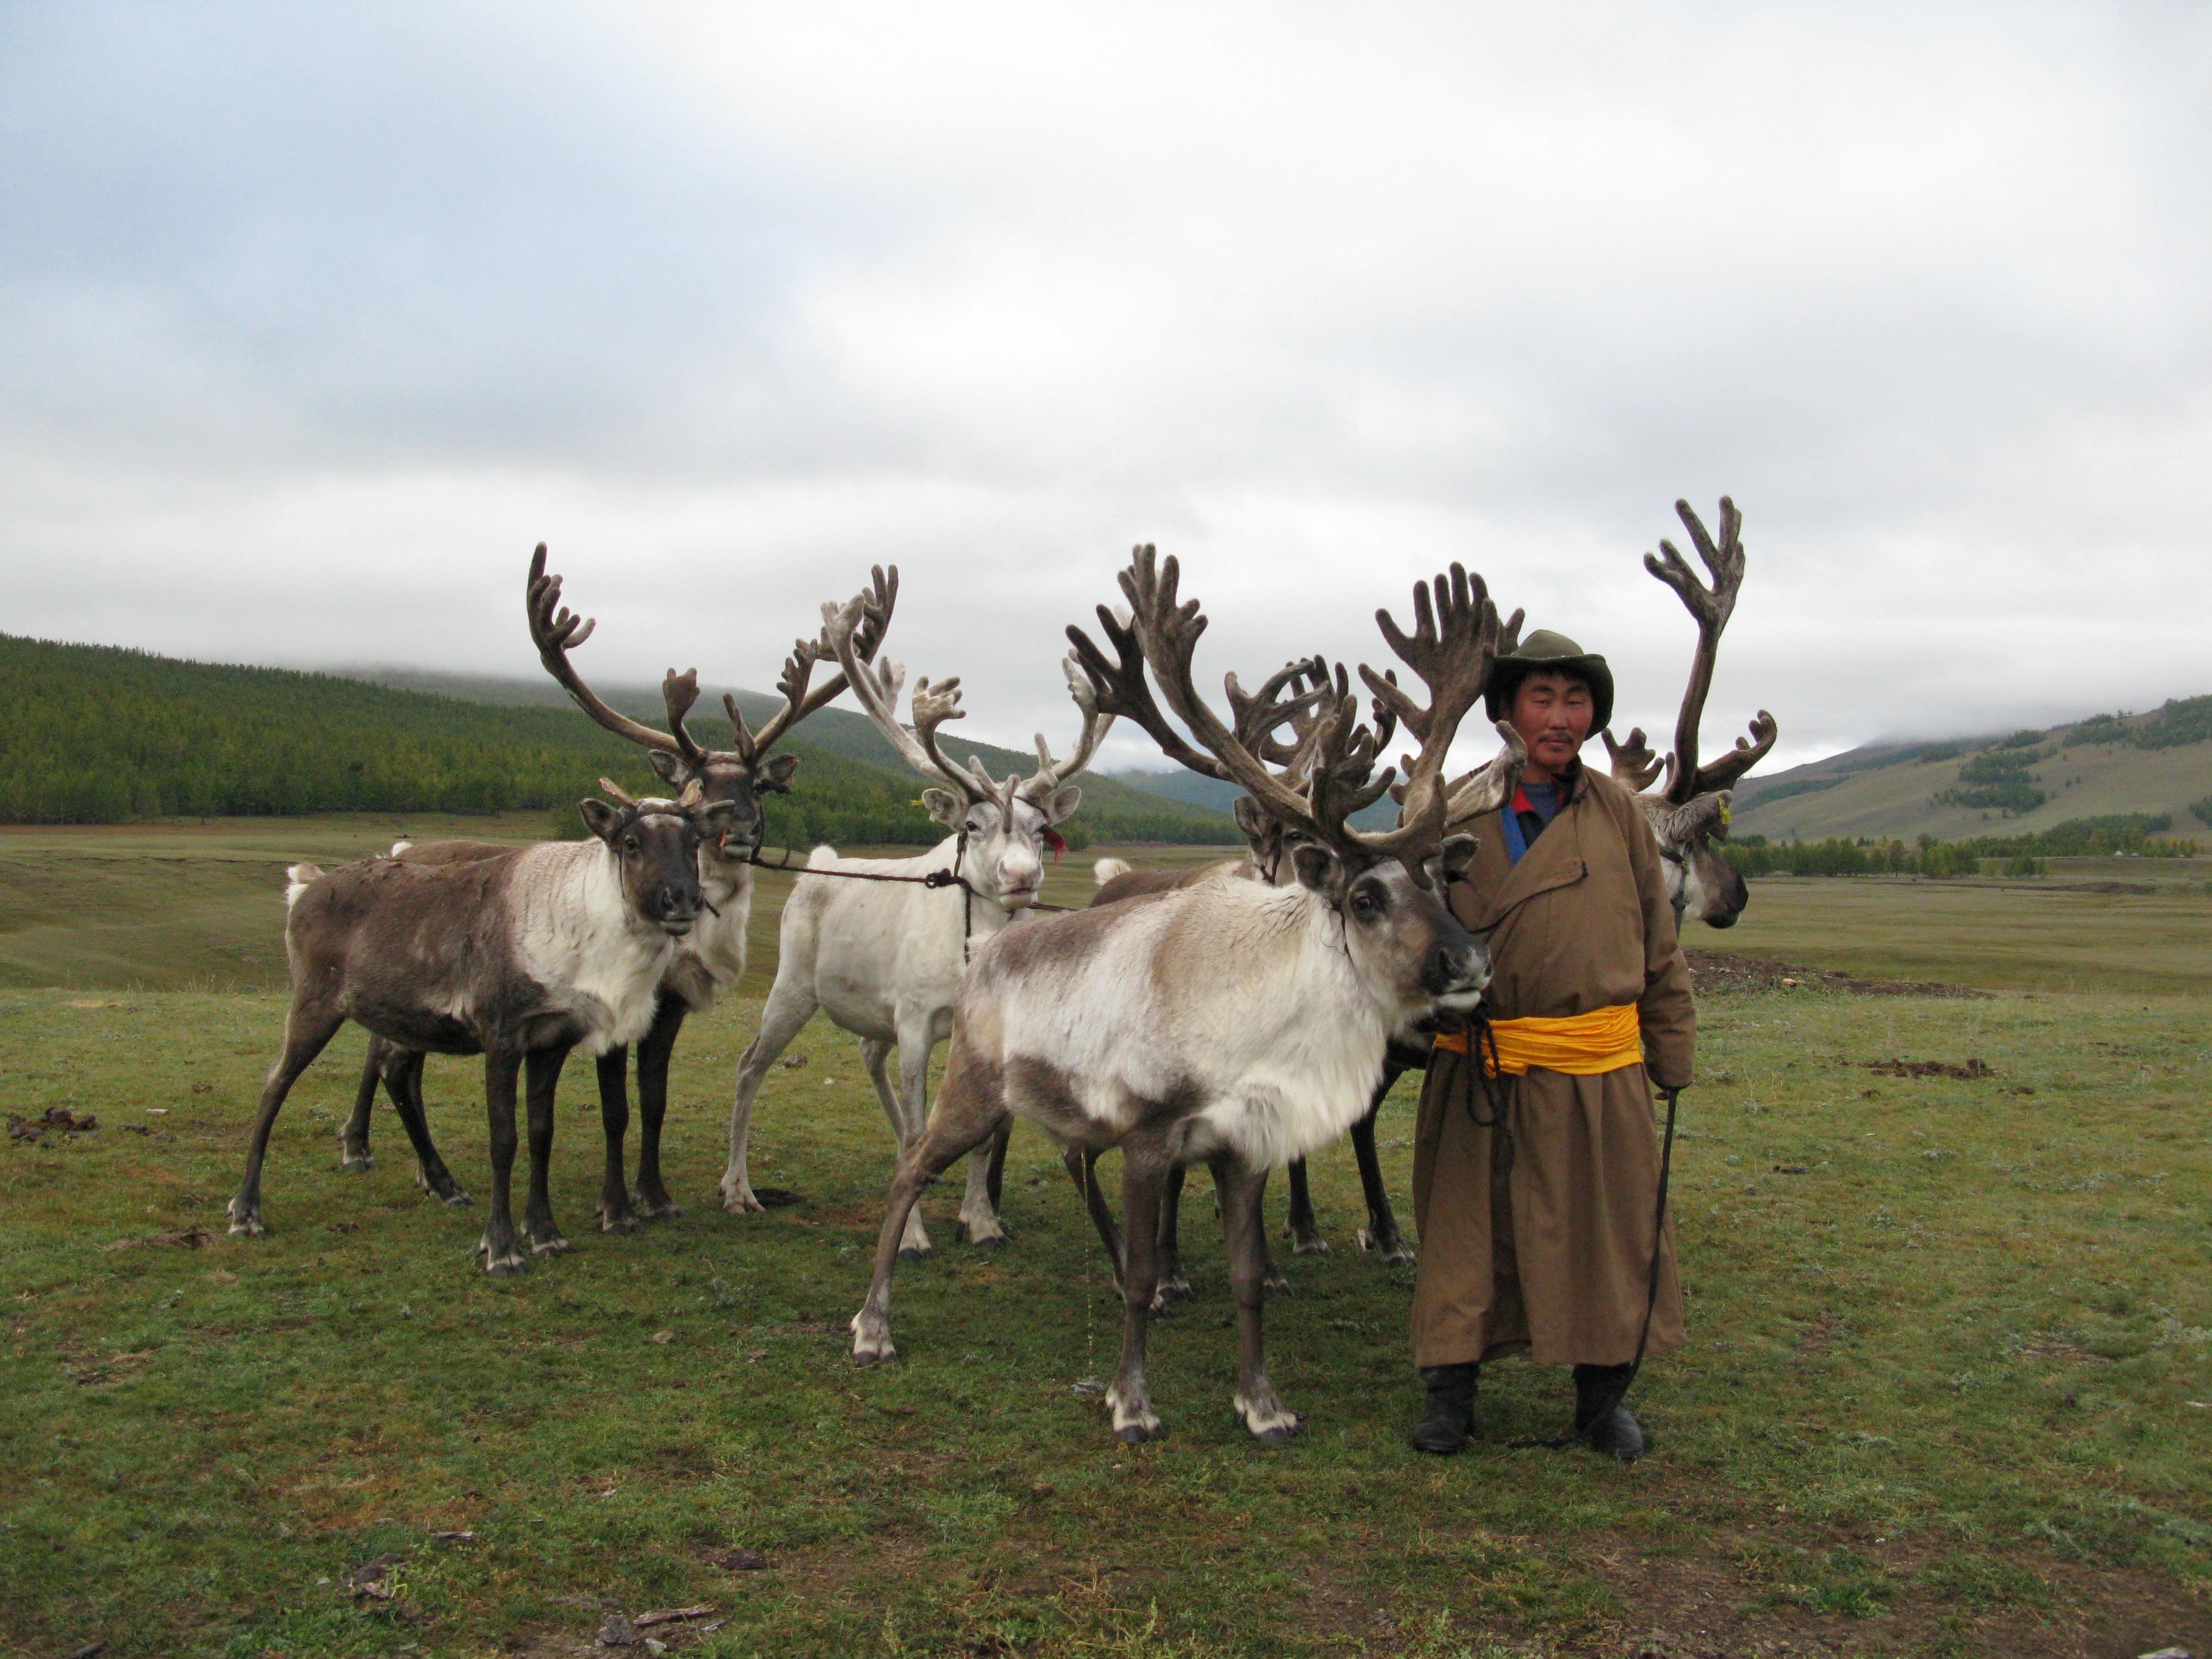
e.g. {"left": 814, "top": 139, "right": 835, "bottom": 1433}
{"left": 1042, "top": 825, "right": 1067, "bottom": 862}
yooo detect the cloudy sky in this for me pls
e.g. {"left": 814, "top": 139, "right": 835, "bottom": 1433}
{"left": 4, "top": 2, "right": 2207, "bottom": 773}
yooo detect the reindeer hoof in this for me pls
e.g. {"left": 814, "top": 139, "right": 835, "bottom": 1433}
{"left": 637, "top": 1198, "right": 684, "bottom": 1221}
{"left": 849, "top": 1318, "right": 894, "bottom": 1371}
{"left": 1156, "top": 1274, "right": 1193, "bottom": 1303}
{"left": 1115, "top": 1420, "right": 1169, "bottom": 1444}
{"left": 1236, "top": 1396, "right": 1305, "bottom": 1446}
{"left": 227, "top": 1213, "right": 264, "bottom": 1239}
{"left": 483, "top": 1249, "right": 528, "bottom": 1277}
{"left": 897, "top": 1243, "right": 936, "bottom": 1262}
{"left": 1290, "top": 1235, "right": 1331, "bottom": 1256}
{"left": 529, "top": 1232, "right": 572, "bottom": 1256}
{"left": 961, "top": 1220, "right": 1012, "bottom": 1249}
{"left": 1251, "top": 1421, "right": 1301, "bottom": 1448}
{"left": 600, "top": 1209, "right": 643, "bottom": 1235}
{"left": 339, "top": 1152, "right": 373, "bottom": 1173}
{"left": 440, "top": 1188, "right": 473, "bottom": 1208}
{"left": 1264, "top": 1274, "right": 1295, "bottom": 1298}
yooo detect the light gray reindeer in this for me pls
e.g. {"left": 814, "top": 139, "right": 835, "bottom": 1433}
{"left": 1600, "top": 497, "right": 1777, "bottom": 928}
{"left": 849, "top": 547, "right": 1524, "bottom": 1446}
{"left": 227, "top": 789, "right": 733, "bottom": 1272}
{"left": 717, "top": 577, "right": 1112, "bottom": 1258}
{"left": 336, "top": 547, "right": 891, "bottom": 1232}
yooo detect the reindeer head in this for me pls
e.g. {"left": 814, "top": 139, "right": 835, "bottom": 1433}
{"left": 1070, "top": 547, "right": 1519, "bottom": 1029}
{"left": 576, "top": 793, "right": 739, "bottom": 938}
{"left": 526, "top": 546, "right": 895, "bottom": 865}
{"left": 1600, "top": 498, "right": 1776, "bottom": 930}
{"left": 824, "top": 591, "right": 1112, "bottom": 914}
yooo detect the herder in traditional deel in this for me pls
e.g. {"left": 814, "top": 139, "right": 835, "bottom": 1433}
{"left": 1407, "top": 630, "right": 1694, "bottom": 1460}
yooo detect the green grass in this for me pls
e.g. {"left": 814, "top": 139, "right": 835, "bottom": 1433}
{"left": 2, "top": 828, "right": 2209, "bottom": 1655}
{"left": 1686, "top": 861, "right": 2212, "bottom": 997}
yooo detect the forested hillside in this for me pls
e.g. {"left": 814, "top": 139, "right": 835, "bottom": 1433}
{"left": 0, "top": 635, "right": 1239, "bottom": 845}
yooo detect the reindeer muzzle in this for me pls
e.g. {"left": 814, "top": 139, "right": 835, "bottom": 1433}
{"left": 1423, "top": 933, "right": 1491, "bottom": 1008}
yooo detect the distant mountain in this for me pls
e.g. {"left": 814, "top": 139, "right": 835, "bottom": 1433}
{"left": 1729, "top": 696, "right": 2212, "bottom": 842}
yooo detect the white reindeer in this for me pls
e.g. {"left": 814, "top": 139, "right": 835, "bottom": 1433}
{"left": 718, "top": 585, "right": 1112, "bottom": 1257}
{"left": 848, "top": 547, "right": 1525, "bottom": 1444}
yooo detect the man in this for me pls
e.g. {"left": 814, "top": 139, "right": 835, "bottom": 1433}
{"left": 1407, "top": 629, "right": 1694, "bottom": 1459}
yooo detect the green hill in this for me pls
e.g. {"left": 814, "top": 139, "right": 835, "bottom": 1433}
{"left": 0, "top": 635, "right": 1239, "bottom": 847}
{"left": 1731, "top": 697, "right": 2212, "bottom": 843}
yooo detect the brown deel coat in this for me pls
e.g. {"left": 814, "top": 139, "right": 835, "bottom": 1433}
{"left": 1410, "top": 762, "right": 1694, "bottom": 1368}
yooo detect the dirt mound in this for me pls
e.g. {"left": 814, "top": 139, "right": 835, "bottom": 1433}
{"left": 1685, "top": 951, "right": 1984, "bottom": 999}
{"left": 1865, "top": 1057, "right": 1995, "bottom": 1079}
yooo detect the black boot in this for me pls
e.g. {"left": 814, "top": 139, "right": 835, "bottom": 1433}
{"left": 1572, "top": 1363, "right": 1645, "bottom": 1461}
{"left": 1410, "top": 1363, "right": 1478, "bottom": 1455}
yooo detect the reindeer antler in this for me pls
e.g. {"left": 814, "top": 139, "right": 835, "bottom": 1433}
{"left": 823, "top": 586, "right": 998, "bottom": 807}
{"left": 730, "top": 564, "right": 899, "bottom": 760}
{"left": 1016, "top": 656, "right": 1115, "bottom": 807}
{"left": 1095, "top": 545, "right": 1499, "bottom": 885}
{"left": 1643, "top": 498, "right": 1777, "bottom": 803}
{"left": 1601, "top": 726, "right": 1666, "bottom": 794}
{"left": 526, "top": 544, "right": 687, "bottom": 756}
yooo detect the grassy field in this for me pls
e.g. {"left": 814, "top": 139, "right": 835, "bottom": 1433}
{"left": 2, "top": 824, "right": 2209, "bottom": 1656}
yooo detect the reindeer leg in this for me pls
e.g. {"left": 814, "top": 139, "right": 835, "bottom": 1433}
{"left": 1284, "top": 1155, "right": 1328, "bottom": 1255}
{"left": 879, "top": 1032, "right": 938, "bottom": 1260}
{"left": 386, "top": 1048, "right": 467, "bottom": 1206}
{"left": 478, "top": 1051, "right": 526, "bottom": 1275}
{"left": 1350, "top": 1065, "right": 1413, "bottom": 1262}
{"left": 851, "top": 1048, "right": 1008, "bottom": 1366}
{"left": 596, "top": 1046, "right": 640, "bottom": 1234}
{"left": 522, "top": 1046, "right": 571, "bottom": 1255}
{"left": 723, "top": 974, "right": 818, "bottom": 1212}
{"left": 632, "top": 996, "right": 687, "bottom": 1219}
{"left": 1155, "top": 1164, "right": 1192, "bottom": 1303}
{"left": 228, "top": 997, "right": 346, "bottom": 1238}
{"left": 340, "top": 1036, "right": 383, "bottom": 1172}
{"left": 1065, "top": 1149, "right": 1124, "bottom": 1288}
{"left": 1217, "top": 1152, "right": 1302, "bottom": 1446}
{"left": 985, "top": 1120, "right": 1011, "bottom": 1212}
{"left": 1106, "top": 1132, "right": 1173, "bottom": 1443}
{"left": 1255, "top": 1172, "right": 1293, "bottom": 1297}
{"left": 957, "top": 1068, "right": 1012, "bottom": 1249}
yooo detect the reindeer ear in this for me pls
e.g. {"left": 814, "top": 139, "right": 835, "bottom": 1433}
{"left": 646, "top": 750, "right": 688, "bottom": 787}
{"left": 1042, "top": 784, "right": 1082, "bottom": 824}
{"left": 920, "top": 788, "right": 965, "bottom": 827}
{"left": 759, "top": 753, "right": 801, "bottom": 793}
{"left": 1232, "top": 795, "right": 1271, "bottom": 844}
{"left": 1438, "top": 833, "right": 1479, "bottom": 884}
{"left": 1289, "top": 842, "right": 1340, "bottom": 895}
{"left": 578, "top": 799, "right": 625, "bottom": 842}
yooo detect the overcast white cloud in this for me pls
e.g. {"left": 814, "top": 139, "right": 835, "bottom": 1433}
{"left": 3, "top": 1, "right": 2207, "bottom": 774}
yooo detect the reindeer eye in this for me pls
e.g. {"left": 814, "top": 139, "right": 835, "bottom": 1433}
{"left": 623, "top": 834, "right": 640, "bottom": 854}
{"left": 1348, "top": 886, "right": 1383, "bottom": 918}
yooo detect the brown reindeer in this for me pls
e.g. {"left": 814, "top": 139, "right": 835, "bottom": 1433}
{"left": 1600, "top": 497, "right": 1777, "bottom": 928}
{"left": 228, "top": 790, "right": 735, "bottom": 1272}
{"left": 336, "top": 546, "right": 892, "bottom": 1233}
{"left": 848, "top": 547, "right": 1522, "bottom": 1444}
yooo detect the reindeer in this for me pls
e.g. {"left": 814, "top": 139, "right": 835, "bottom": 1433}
{"left": 335, "top": 547, "right": 891, "bottom": 1232}
{"left": 1600, "top": 498, "right": 1777, "bottom": 929}
{"left": 717, "top": 578, "right": 1111, "bottom": 1258}
{"left": 226, "top": 789, "right": 735, "bottom": 1271}
{"left": 847, "top": 547, "right": 1524, "bottom": 1446}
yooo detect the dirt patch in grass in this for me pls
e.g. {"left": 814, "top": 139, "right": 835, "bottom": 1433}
{"left": 1686, "top": 951, "right": 1986, "bottom": 999}
{"left": 1864, "top": 1057, "right": 1997, "bottom": 1081}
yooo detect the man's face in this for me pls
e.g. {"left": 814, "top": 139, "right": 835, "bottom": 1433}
{"left": 1509, "top": 671, "right": 1595, "bottom": 780}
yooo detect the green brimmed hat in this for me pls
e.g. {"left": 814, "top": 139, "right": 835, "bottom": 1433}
{"left": 1484, "top": 629, "right": 1614, "bottom": 732}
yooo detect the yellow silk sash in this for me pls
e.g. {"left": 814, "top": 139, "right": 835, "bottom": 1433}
{"left": 1431, "top": 1003, "right": 1642, "bottom": 1077}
